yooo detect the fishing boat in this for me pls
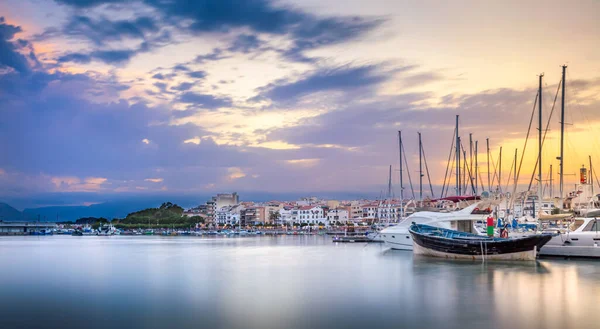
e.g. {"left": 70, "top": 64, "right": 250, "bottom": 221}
{"left": 381, "top": 201, "right": 492, "bottom": 250}
{"left": 409, "top": 223, "right": 554, "bottom": 261}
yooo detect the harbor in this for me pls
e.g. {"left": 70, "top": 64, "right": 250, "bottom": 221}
{"left": 1, "top": 235, "right": 599, "bottom": 329}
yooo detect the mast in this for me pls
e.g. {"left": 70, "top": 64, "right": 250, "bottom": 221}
{"left": 590, "top": 155, "right": 594, "bottom": 195}
{"left": 419, "top": 132, "right": 423, "bottom": 201}
{"left": 475, "top": 141, "right": 479, "bottom": 194}
{"left": 455, "top": 115, "right": 461, "bottom": 195}
{"left": 514, "top": 149, "right": 518, "bottom": 189}
{"left": 387, "top": 165, "right": 393, "bottom": 199}
{"left": 559, "top": 65, "right": 567, "bottom": 203}
{"left": 469, "top": 133, "right": 473, "bottom": 189}
{"left": 549, "top": 164, "right": 553, "bottom": 198}
{"left": 499, "top": 146, "right": 502, "bottom": 192}
{"left": 538, "top": 73, "right": 543, "bottom": 217}
{"left": 398, "top": 131, "right": 403, "bottom": 219}
{"left": 486, "top": 138, "right": 491, "bottom": 192}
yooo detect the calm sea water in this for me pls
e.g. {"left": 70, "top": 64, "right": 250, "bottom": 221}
{"left": 0, "top": 235, "right": 598, "bottom": 329}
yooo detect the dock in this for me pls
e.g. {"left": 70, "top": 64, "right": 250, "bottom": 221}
{"left": 332, "top": 236, "right": 382, "bottom": 243}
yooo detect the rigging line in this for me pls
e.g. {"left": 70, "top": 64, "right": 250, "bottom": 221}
{"left": 460, "top": 141, "right": 476, "bottom": 195}
{"left": 445, "top": 149, "right": 456, "bottom": 198}
{"left": 527, "top": 78, "right": 562, "bottom": 191}
{"left": 594, "top": 166, "right": 600, "bottom": 192}
{"left": 508, "top": 92, "right": 538, "bottom": 210}
{"left": 488, "top": 146, "right": 500, "bottom": 192}
{"left": 401, "top": 141, "right": 416, "bottom": 199}
{"left": 441, "top": 125, "right": 457, "bottom": 198}
{"left": 567, "top": 70, "right": 600, "bottom": 160}
{"left": 421, "top": 141, "right": 435, "bottom": 198}
{"left": 504, "top": 154, "right": 515, "bottom": 193}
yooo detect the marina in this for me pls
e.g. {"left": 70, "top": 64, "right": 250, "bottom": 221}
{"left": 0, "top": 235, "right": 599, "bottom": 329}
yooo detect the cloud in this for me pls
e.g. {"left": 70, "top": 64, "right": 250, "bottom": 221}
{"left": 171, "top": 82, "right": 195, "bottom": 91}
{"left": 144, "top": 178, "right": 163, "bottom": 183}
{"left": 60, "top": 15, "right": 160, "bottom": 46}
{"left": 178, "top": 92, "right": 232, "bottom": 109}
{"left": 194, "top": 48, "right": 229, "bottom": 63}
{"left": 53, "top": 0, "right": 383, "bottom": 63}
{"left": 227, "top": 34, "right": 264, "bottom": 53}
{"left": 0, "top": 17, "right": 31, "bottom": 74}
{"left": 187, "top": 70, "right": 207, "bottom": 79}
{"left": 257, "top": 65, "right": 388, "bottom": 102}
{"left": 58, "top": 49, "right": 139, "bottom": 65}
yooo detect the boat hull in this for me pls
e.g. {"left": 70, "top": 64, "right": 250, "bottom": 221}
{"left": 409, "top": 225, "right": 554, "bottom": 261}
{"left": 413, "top": 242, "right": 538, "bottom": 261}
{"left": 383, "top": 233, "right": 413, "bottom": 250}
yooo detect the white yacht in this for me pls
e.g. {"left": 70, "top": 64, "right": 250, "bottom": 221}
{"left": 380, "top": 202, "right": 493, "bottom": 250}
{"left": 539, "top": 217, "right": 600, "bottom": 258}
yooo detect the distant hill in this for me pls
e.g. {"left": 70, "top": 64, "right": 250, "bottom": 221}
{"left": 0, "top": 202, "right": 24, "bottom": 221}
{"left": 22, "top": 200, "right": 169, "bottom": 222}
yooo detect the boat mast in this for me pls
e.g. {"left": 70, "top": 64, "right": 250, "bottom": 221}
{"left": 387, "top": 165, "right": 393, "bottom": 199}
{"left": 590, "top": 155, "right": 594, "bottom": 195}
{"left": 469, "top": 133, "right": 473, "bottom": 190}
{"left": 486, "top": 138, "right": 491, "bottom": 192}
{"left": 419, "top": 132, "right": 423, "bottom": 201}
{"left": 514, "top": 149, "right": 518, "bottom": 189}
{"left": 499, "top": 146, "right": 502, "bottom": 192}
{"left": 455, "top": 115, "right": 461, "bottom": 195}
{"left": 559, "top": 65, "right": 567, "bottom": 205}
{"left": 549, "top": 164, "right": 553, "bottom": 198}
{"left": 475, "top": 141, "right": 479, "bottom": 194}
{"left": 398, "top": 131, "right": 404, "bottom": 220}
{"left": 538, "top": 73, "right": 543, "bottom": 218}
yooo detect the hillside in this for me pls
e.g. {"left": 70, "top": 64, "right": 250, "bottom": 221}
{"left": 114, "top": 202, "right": 204, "bottom": 229}
{"left": 0, "top": 202, "right": 23, "bottom": 221}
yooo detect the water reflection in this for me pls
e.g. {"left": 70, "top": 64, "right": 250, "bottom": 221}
{"left": 0, "top": 236, "right": 598, "bottom": 329}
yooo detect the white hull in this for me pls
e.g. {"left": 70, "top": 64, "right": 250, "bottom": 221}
{"left": 539, "top": 245, "right": 600, "bottom": 258}
{"left": 413, "top": 242, "right": 538, "bottom": 261}
{"left": 383, "top": 233, "right": 413, "bottom": 250}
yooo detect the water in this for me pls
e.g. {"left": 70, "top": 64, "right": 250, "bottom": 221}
{"left": 0, "top": 236, "right": 598, "bottom": 329}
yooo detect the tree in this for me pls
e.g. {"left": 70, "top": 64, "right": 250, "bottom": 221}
{"left": 269, "top": 212, "right": 280, "bottom": 224}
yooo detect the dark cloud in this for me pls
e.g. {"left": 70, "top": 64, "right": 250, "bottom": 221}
{"left": 187, "top": 70, "right": 207, "bottom": 79}
{"left": 61, "top": 15, "right": 159, "bottom": 46}
{"left": 257, "top": 65, "right": 388, "bottom": 102}
{"left": 227, "top": 34, "right": 263, "bottom": 53}
{"left": 0, "top": 17, "right": 31, "bottom": 74}
{"left": 178, "top": 92, "right": 232, "bottom": 109}
{"left": 58, "top": 49, "right": 137, "bottom": 65}
{"left": 173, "top": 64, "right": 189, "bottom": 71}
{"left": 152, "top": 73, "right": 165, "bottom": 80}
{"left": 171, "top": 82, "right": 194, "bottom": 91}
{"left": 194, "top": 48, "right": 229, "bottom": 63}
{"left": 53, "top": 0, "right": 382, "bottom": 63}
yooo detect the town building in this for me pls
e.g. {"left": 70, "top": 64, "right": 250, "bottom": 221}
{"left": 327, "top": 208, "right": 349, "bottom": 223}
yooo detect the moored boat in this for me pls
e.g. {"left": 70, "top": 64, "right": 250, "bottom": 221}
{"left": 409, "top": 223, "right": 554, "bottom": 261}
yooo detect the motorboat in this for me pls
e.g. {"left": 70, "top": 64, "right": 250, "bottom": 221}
{"left": 409, "top": 223, "right": 554, "bottom": 261}
{"left": 380, "top": 202, "right": 493, "bottom": 250}
{"left": 97, "top": 224, "right": 117, "bottom": 236}
{"left": 539, "top": 217, "right": 600, "bottom": 258}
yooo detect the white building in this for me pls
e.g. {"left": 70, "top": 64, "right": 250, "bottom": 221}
{"left": 377, "top": 200, "right": 401, "bottom": 222}
{"left": 278, "top": 208, "right": 293, "bottom": 224}
{"left": 362, "top": 202, "right": 379, "bottom": 219}
{"left": 327, "top": 208, "right": 349, "bottom": 223}
{"left": 215, "top": 204, "right": 244, "bottom": 225}
{"left": 295, "top": 205, "right": 326, "bottom": 224}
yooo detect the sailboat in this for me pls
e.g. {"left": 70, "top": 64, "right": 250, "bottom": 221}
{"left": 527, "top": 66, "right": 600, "bottom": 258}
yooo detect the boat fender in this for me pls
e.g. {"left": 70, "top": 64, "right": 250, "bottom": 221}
{"left": 500, "top": 229, "right": 509, "bottom": 238}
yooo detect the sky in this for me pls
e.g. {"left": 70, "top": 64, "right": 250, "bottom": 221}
{"left": 1, "top": 0, "right": 599, "bottom": 207}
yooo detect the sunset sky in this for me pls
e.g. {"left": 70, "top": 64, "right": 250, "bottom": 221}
{"left": 1, "top": 0, "right": 599, "bottom": 206}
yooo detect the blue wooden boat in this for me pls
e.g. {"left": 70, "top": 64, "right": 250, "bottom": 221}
{"left": 408, "top": 223, "right": 554, "bottom": 261}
